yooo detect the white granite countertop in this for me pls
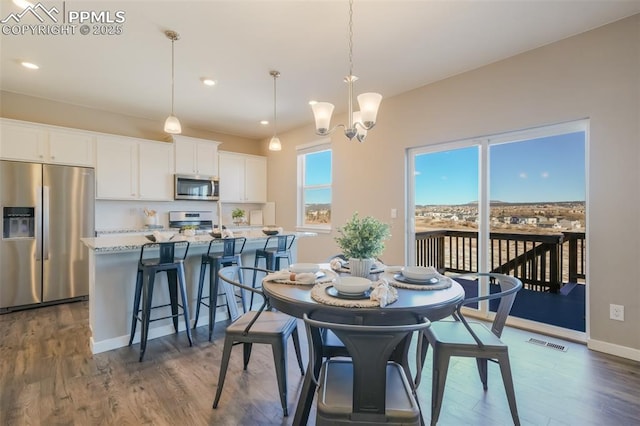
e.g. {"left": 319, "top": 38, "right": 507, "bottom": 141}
{"left": 82, "top": 230, "right": 316, "bottom": 253}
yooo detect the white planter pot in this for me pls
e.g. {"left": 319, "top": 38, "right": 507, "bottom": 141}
{"left": 349, "top": 258, "right": 374, "bottom": 278}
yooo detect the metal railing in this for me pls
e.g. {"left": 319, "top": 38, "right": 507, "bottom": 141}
{"left": 415, "top": 230, "right": 586, "bottom": 292}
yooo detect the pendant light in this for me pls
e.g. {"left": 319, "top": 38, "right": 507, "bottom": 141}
{"left": 310, "top": 0, "right": 382, "bottom": 142}
{"left": 164, "top": 30, "right": 182, "bottom": 134}
{"left": 268, "top": 70, "right": 282, "bottom": 151}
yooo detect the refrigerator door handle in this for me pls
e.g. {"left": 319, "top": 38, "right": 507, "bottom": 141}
{"left": 35, "top": 186, "right": 43, "bottom": 261}
{"left": 43, "top": 185, "right": 50, "bottom": 261}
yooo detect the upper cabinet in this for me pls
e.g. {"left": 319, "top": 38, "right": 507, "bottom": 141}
{"left": 96, "top": 136, "right": 174, "bottom": 201}
{"left": 171, "top": 135, "right": 220, "bottom": 176}
{"left": 0, "top": 118, "right": 94, "bottom": 167}
{"left": 218, "top": 151, "right": 267, "bottom": 203}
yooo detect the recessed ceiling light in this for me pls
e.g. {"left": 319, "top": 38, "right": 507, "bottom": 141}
{"left": 260, "top": 120, "right": 269, "bottom": 125}
{"left": 21, "top": 61, "right": 39, "bottom": 70}
{"left": 202, "top": 78, "right": 216, "bottom": 86}
{"left": 13, "top": 0, "right": 34, "bottom": 9}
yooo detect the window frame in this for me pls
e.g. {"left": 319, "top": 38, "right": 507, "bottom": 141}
{"left": 296, "top": 139, "right": 332, "bottom": 233}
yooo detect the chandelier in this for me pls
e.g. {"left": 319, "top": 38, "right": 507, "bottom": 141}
{"left": 310, "top": 0, "right": 382, "bottom": 142}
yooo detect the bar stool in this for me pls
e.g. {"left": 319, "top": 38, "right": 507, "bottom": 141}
{"left": 128, "top": 241, "right": 192, "bottom": 362}
{"left": 251, "top": 234, "right": 295, "bottom": 306}
{"left": 193, "top": 236, "right": 246, "bottom": 341}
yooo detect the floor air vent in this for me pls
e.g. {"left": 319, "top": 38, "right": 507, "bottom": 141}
{"left": 526, "top": 337, "right": 568, "bottom": 352}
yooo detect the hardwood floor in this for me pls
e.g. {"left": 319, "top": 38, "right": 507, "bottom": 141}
{"left": 1, "top": 301, "right": 638, "bottom": 425}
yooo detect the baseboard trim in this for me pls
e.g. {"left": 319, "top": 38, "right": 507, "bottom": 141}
{"left": 587, "top": 338, "right": 640, "bottom": 361}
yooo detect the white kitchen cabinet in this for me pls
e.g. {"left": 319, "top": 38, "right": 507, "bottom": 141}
{"left": 0, "top": 119, "right": 94, "bottom": 166}
{"left": 138, "top": 140, "right": 174, "bottom": 200}
{"left": 96, "top": 136, "right": 174, "bottom": 201}
{"left": 96, "top": 136, "right": 138, "bottom": 199}
{"left": 48, "top": 128, "right": 95, "bottom": 166}
{"left": 172, "top": 135, "right": 220, "bottom": 176}
{"left": 218, "top": 151, "right": 267, "bottom": 203}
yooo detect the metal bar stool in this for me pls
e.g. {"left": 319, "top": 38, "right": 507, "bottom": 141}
{"left": 128, "top": 241, "right": 192, "bottom": 362}
{"left": 193, "top": 236, "right": 246, "bottom": 341}
{"left": 251, "top": 234, "right": 295, "bottom": 307}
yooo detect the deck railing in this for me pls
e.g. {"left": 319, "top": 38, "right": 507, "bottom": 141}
{"left": 415, "top": 230, "right": 586, "bottom": 292}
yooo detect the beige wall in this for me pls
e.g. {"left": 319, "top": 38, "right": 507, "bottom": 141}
{"left": 0, "top": 91, "right": 263, "bottom": 155}
{"left": 266, "top": 15, "right": 640, "bottom": 357}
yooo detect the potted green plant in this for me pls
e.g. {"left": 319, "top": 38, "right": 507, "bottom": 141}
{"left": 335, "top": 212, "right": 390, "bottom": 277}
{"left": 231, "top": 208, "right": 246, "bottom": 225}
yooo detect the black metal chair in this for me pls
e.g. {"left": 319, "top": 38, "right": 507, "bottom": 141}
{"left": 303, "top": 312, "right": 431, "bottom": 425}
{"left": 415, "top": 273, "right": 523, "bottom": 426}
{"left": 213, "top": 265, "right": 305, "bottom": 417}
{"left": 193, "top": 237, "right": 246, "bottom": 341}
{"left": 251, "top": 234, "right": 295, "bottom": 306}
{"left": 128, "top": 241, "right": 192, "bottom": 362}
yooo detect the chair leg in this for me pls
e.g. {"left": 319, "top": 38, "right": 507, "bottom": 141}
{"left": 139, "top": 272, "right": 156, "bottom": 362}
{"left": 430, "top": 348, "right": 451, "bottom": 426}
{"left": 212, "top": 336, "right": 234, "bottom": 409}
{"left": 415, "top": 337, "right": 430, "bottom": 388}
{"left": 476, "top": 357, "right": 489, "bottom": 390}
{"left": 177, "top": 263, "right": 193, "bottom": 346}
{"left": 193, "top": 260, "right": 208, "bottom": 329}
{"left": 208, "top": 261, "right": 221, "bottom": 342}
{"left": 166, "top": 269, "right": 179, "bottom": 333}
{"left": 271, "top": 336, "right": 289, "bottom": 416}
{"left": 496, "top": 352, "right": 520, "bottom": 426}
{"left": 291, "top": 327, "right": 305, "bottom": 375}
{"left": 243, "top": 342, "right": 253, "bottom": 370}
{"left": 128, "top": 269, "right": 143, "bottom": 346}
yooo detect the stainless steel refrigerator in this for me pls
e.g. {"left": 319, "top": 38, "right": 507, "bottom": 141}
{"left": 0, "top": 160, "right": 94, "bottom": 312}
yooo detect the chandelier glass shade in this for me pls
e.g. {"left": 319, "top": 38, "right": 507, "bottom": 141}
{"left": 310, "top": 0, "right": 381, "bottom": 142}
{"left": 164, "top": 30, "right": 182, "bottom": 134}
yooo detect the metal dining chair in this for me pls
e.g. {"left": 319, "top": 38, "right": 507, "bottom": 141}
{"left": 415, "top": 273, "right": 523, "bottom": 426}
{"left": 213, "top": 265, "right": 305, "bottom": 417}
{"left": 303, "top": 312, "right": 431, "bottom": 425}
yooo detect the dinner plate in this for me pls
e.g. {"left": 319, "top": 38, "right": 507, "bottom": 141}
{"left": 326, "top": 286, "right": 371, "bottom": 300}
{"left": 393, "top": 273, "right": 440, "bottom": 285}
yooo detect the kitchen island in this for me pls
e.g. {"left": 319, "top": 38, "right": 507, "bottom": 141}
{"left": 81, "top": 231, "right": 315, "bottom": 354}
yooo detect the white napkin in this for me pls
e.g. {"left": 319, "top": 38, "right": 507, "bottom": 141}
{"left": 372, "top": 260, "right": 386, "bottom": 271}
{"left": 152, "top": 231, "right": 177, "bottom": 242}
{"left": 330, "top": 258, "right": 347, "bottom": 271}
{"left": 369, "top": 278, "right": 398, "bottom": 307}
{"left": 222, "top": 229, "right": 234, "bottom": 238}
{"left": 264, "top": 270, "right": 317, "bottom": 284}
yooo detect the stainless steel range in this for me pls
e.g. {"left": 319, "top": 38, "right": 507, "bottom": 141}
{"left": 168, "top": 211, "right": 216, "bottom": 234}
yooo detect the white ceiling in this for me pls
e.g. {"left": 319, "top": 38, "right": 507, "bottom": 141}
{"left": 1, "top": 0, "right": 639, "bottom": 140}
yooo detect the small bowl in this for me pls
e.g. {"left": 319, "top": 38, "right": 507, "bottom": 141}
{"left": 210, "top": 231, "right": 222, "bottom": 238}
{"left": 262, "top": 229, "right": 279, "bottom": 236}
{"left": 289, "top": 263, "right": 320, "bottom": 274}
{"left": 334, "top": 276, "right": 372, "bottom": 295}
{"left": 401, "top": 266, "right": 438, "bottom": 281}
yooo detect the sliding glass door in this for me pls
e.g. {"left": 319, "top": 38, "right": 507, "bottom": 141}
{"left": 408, "top": 121, "right": 587, "bottom": 336}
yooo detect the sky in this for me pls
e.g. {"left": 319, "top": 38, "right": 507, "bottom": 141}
{"left": 414, "top": 131, "right": 586, "bottom": 205}
{"left": 304, "top": 150, "right": 332, "bottom": 204}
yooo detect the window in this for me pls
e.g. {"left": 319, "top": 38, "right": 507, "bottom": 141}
{"left": 297, "top": 140, "right": 332, "bottom": 231}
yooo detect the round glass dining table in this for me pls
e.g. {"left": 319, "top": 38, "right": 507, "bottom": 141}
{"left": 262, "top": 270, "right": 465, "bottom": 426}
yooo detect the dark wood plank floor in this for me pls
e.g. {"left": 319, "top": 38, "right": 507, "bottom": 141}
{"left": 1, "top": 301, "right": 638, "bottom": 425}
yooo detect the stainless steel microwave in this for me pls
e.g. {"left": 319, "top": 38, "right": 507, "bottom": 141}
{"left": 174, "top": 174, "right": 219, "bottom": 201}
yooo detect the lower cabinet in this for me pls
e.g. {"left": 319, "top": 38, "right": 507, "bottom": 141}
{"left": 96, "top": 136, "right": 174, "bottom": 200}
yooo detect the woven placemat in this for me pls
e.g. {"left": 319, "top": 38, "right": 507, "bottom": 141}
{"left": 268, "top": 269, "right": 338, "bottom": 286}
{"left": 310, "top": 282, "right": 397, "bottom": 308}
{"left": 381, "top": 272, "right": 453, "bottom": 291}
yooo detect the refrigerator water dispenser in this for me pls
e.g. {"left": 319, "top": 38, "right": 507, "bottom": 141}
{"left": 3, "top": 207, "right": 35, "bottom": 239}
